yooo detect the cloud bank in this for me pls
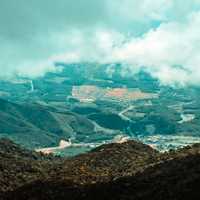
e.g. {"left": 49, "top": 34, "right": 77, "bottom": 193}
{"left": 1, "top": 0, "right": 200, "bottom": 86}
{"left": 111, "top": 12, "right": 200, "bottom": 86}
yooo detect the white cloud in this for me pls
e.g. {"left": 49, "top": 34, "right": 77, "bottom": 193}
{"left": 108, "top": 0, "right": 172, "bottom": 22}
{"left": 110, "top": 11, "right": 200, "bottom": 86}
{"left": 1, "top": 0, "right": 200, "bottom": 86}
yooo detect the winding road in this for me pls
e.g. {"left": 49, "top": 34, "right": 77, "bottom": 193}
{"left": 119, "top": 105, "right": 135, "bottom": 121}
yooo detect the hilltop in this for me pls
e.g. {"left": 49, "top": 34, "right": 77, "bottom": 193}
{"left": 0, "top": 138, "right": 200, "bottom": 200}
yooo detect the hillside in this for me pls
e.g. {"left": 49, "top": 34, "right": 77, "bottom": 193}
{"left": 0, "top": 99, "right": 96, "bottom": 149}
{"left": 1, "top": 138, "right": 200, "bottom": 200}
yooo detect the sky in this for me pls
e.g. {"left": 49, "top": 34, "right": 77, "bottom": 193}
{"left": 1, "top": 0, "right": 200, "bottom": 86}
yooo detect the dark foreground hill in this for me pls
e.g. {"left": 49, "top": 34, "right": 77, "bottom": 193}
{"left": 1, "top": 138, "right": 200, "bottom": 200}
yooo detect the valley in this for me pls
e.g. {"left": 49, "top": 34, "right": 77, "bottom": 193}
{"left": 0, "top": 63, "right": 200, "bottom": 156}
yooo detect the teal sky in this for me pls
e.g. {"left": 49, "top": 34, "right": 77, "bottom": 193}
{"left": 1, "top": 0, "right": 200, "bottom": 86}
